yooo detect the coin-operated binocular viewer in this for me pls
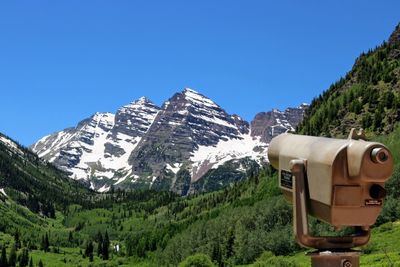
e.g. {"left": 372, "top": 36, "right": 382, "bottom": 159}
{"left": 268, "top": 129, "right": 393, "bottom": 267}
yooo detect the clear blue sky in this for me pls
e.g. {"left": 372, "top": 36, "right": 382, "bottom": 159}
{"left": 1, "top": 1, "right": 399, "bottom": 146}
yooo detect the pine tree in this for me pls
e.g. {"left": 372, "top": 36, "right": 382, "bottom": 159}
{"left": 18, "top": 248, "right": 29, "bottom": 267}
{"left": 136, "top": 238, "right": 146, "bottom": 258}
{"left": 13, "top": 231, "right": 20, "bottom": 251}
{"left": 68, "top": 232, "right": 73, "bottom": 244}
{"left": 45, "top": 233, "right": 50, "bottom": 252}
{"left": 41, "top": 233, "right": 50, "bottom": 252}
{"left": 40, "top": 236, "right": 45, "bottom": 251}
{"left": 211, "top": 243, "right": 221, "bottom": 266}
{"left": 97, "top": 233, "right": 103, "bottom": 257}
{"left": 102, "top": 231, "right": 109, "bottom": 260}
{"left": 0, "top": 245, "right": 7, "bottom": 267}
{"left": 85, "top": 240, "right": 94, "bottom": 262}
{"left": 8, "top": 244, "right": 16, "bottom": 267}
{"left": 225, "top": 227, "right": 235, "bottom": 259}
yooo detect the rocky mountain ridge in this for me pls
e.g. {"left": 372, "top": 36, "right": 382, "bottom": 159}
{"left": 31, "top": 88, "right": 307, "bottom": 194}
{"left": 251, "top": 103, "right": 309, "bottom": 142}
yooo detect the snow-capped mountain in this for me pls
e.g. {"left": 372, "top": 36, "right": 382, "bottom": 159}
{"left": 32, "top": 98, "right": 160, "bottom": 191}
{"left": 31, "top": 88, "right": 307, "bottom": 194}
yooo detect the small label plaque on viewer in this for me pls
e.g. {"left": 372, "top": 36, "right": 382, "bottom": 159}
{"left": 281, "top": 170, "right": 293, "bottom": 189}
{"left": 365, "top": 199, "right": 382, "bottom": 206}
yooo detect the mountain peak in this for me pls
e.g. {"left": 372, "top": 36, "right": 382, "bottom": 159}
{"left": 137, "top": 96, "right": 151, "bottom": 104}
{"left": 183, "top": 87, "right": 198, "bottom": 94}
{"left": 124, "top": 97, "right": 158, "bottom": 111}
{"left": 181, "top": 88, "right": 218, "bottom": 108}
{"left": 131, "top": 96, "right": 153, "bottom": 105}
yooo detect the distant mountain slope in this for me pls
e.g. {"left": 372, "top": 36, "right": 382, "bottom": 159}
{"left": 0, "top": 133, "right": 92, "bottom": 217}
{"left": 251, "top": 104, "right": 309, "bottom": 142}
{"left": 297, "top": 23, "right": 400, "bottom": 137}
{"left": 31, "top": 88, "right": 307, "bottom": 193}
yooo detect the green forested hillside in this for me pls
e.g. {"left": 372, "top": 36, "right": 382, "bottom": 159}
{"left": 297, "top": 23, "right": 400, "bottom": 138}
{"left": 0, "top": 133, "right": 93, "bottom": 218}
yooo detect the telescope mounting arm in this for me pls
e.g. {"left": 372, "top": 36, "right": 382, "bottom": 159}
{"left": 290, "top": 159, "right": 370, "bottom": 250}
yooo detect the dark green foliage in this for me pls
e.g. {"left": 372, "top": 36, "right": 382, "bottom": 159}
{"left": 85, "top": 240, "right": 94, "bottom": 262}
{"left": 68, "top": 231, "right": 73, "bottom": 244}
{"left": 96, "top": 231, "right": 103, "bottom": 257}
{"left": 40, "top": 233, "right": 49, "bottom": 252}
{"left": 0, "top": 246, "right": 7, "bottom": 267}
{"left": 376, "top": 196, "right": 400, "bottom": 225}
{"left": 8, "top": 244, "right": 16, "bottom": 267}
{"left": 18, "top": 248, "right": 29, "bottom": 267}
{"left": 225, "top": 227, "right": 235, "bottom": 260}
{"left": 13, "top": 231, "right": 20, "bottom": 250}
{"left": 38, "top": 259, "right": 43, "bottom": 267}
{"left": 28, "top": 257, "right": 33, "bottom": 267}
{"left": 91, "top": 189, "right": 178, "bottom": 212}
{"left": 102, "top": 231, "right": 109, "bottom": 260}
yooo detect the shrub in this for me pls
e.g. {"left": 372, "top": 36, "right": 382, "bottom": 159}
{"left": 178, "top": 253, "right": 216, "bottom": 267}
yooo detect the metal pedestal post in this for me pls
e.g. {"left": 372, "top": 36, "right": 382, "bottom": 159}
{"left": 308, "top": 251, "right": 360, "bottom": 267}
{"left": 290, "top": 160, "right": 365, "bottom": 267}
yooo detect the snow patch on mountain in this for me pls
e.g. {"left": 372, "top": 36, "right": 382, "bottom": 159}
{"left": 0, "top": 188, "right": 7, "bottom": 197}
{"left": 183, "top": 88, "right": 219, "bottom": 108}
{"left": 190, "top": 133, "right": 268, "bottom": 182}
{"left": 166, "top": 163, "right": 183, "bottom": 174}
{"left": 98, "top": 185, "right": 110, "bottom": 193}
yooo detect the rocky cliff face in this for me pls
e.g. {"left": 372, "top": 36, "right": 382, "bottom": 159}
{"left": 128, "top": 89, "right": 251, "bottom": 189}
{"left": 250, "top": 103, "right": 308, "bottom": 142}
{"left": 31, "top": 88, "right": 307, "bottom": 194}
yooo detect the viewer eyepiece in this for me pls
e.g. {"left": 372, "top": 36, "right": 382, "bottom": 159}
{"left": 371, "top": 147, "right": 389, "bottom": 164}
